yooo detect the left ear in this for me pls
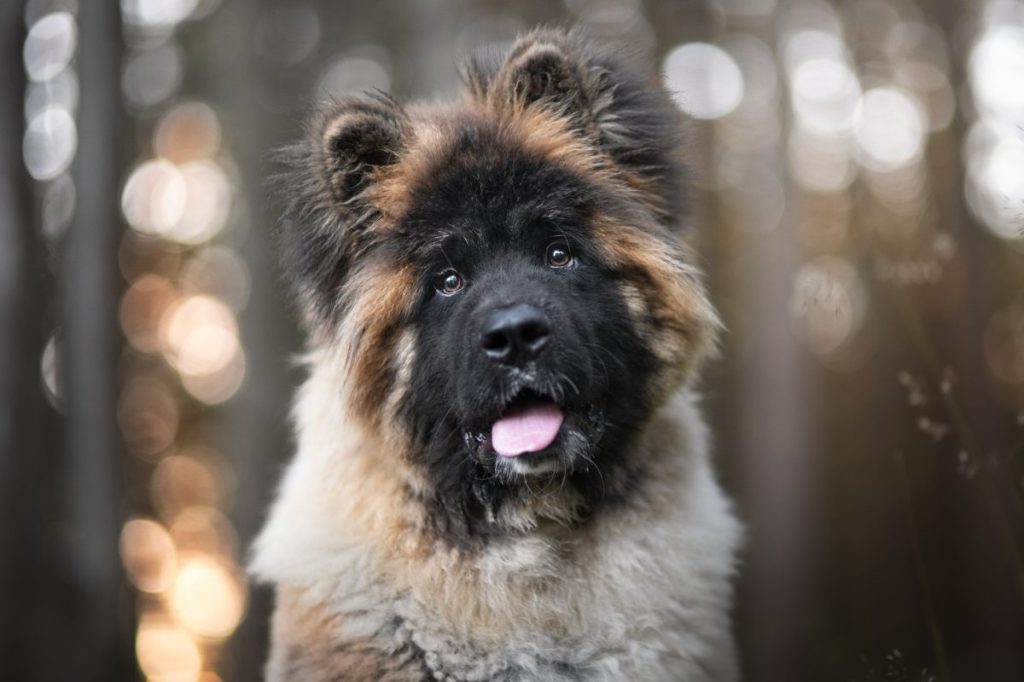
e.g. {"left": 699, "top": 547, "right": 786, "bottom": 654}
{"left": 468, "top": 30, "right": 599, "bottom": 135}
{"left": 464, "top": 29, "right": 689, "bottom": 229}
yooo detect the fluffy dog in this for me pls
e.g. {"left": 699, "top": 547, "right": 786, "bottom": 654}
{"left": 252, "top": 28, "right": 741, "bottom": 681}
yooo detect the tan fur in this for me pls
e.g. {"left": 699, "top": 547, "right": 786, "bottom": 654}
{"left": 254, "top": 371, "right": 740, "bottom": 680}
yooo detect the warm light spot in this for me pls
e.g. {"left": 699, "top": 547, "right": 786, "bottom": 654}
{"left": 662, "top": 42, "right": 744, "bottom": 120}
{"left": 24, "top": 12, "right": 77, "bottom": 82}
{"left": 122, "top": 158, "right": 231, "bottom": 245}
{"left": 151, "top": 455, "right": 221, "bottom": 519}
{"left": 118, "top": 377, "right": 179, "bottom": 459}
{"left": 136, "top": 614, "right": 202, "bottom": 682}
{"left": 120, "top": 518, "right": 177, "bottom": 594}
{"left": 154, "top": 102, "right": 222, "bottom": 163}
{"left": 180, "top": 349, "right": 246, "bottom": 405}
{"left": 168, "top": 555, "right": 246, "bottom": 640}
{"left": 122, "top": 159, "right": 188, "bottom": 237}
{"left": 166, "top": 161, "right": 232, "bottom": 245}
{"left": 167, "top": 506, "right": 239, "bottom": 559}
{"left": 121, "top": 275, "right": 179, "bottom": 354}
{"left": 160, "top": 295, "right": 239, "bottom": 377}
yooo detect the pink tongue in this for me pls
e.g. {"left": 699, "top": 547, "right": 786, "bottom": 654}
{"left": 491, "top": 404, "right": 564, "bottom": 457}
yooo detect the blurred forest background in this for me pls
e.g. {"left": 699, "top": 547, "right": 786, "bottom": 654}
{"left": 2, "top": 0, "right": 1023, "bottom": 680}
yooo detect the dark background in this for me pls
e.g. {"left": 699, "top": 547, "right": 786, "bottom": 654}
{"left": 2, "top": 0, "right": 1023, "bottom": 680}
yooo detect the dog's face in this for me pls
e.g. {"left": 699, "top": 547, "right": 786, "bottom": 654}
{"left": 279, "top": 30, "right": 718, "bottom": 539}
{"left": 400, "top": 132, "right": 653, "bottom": 484}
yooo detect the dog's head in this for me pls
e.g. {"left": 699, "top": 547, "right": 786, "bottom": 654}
{"left": 278, "top": 29, "right": 718, "bottom": 538}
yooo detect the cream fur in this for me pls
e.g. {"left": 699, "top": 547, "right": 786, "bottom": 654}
{"left": 252, "top": 348, "right": 742, "bottom": 681}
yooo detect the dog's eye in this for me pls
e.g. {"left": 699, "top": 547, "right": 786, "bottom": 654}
{"left": 546, "top": 241, "right": 574, "bottom": 268}
{"left": 434, "top": 269, "right": 464, "bottom": 295}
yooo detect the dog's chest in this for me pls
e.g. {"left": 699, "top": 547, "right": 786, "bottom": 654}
{"left": 364, "top": 526, "right": 708, "bottom": 681}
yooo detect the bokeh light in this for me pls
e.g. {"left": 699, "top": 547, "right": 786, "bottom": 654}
{"left": 120, "top": 518, "right": 178, "bottom": 594}
{"left": 151, "top": 453, "right": 223, "bottom": 519}
{"left": 964, "top": 121, "right": 1024, "bottom": 241}
{"left": 853, "top": 87, "right": 927, "bottom": 172}
{"left": 789, "top": 256, "right": 867, "bottom": 359}
{"left": 24, "top": 68, "right": 78, "bottom": 121}
{"left": 121, "top": 274, "right": 179, "bottom": 354}
{"left": 121, "top": 0, "right": 199, "bottom": 30}
{"left": 790, "top": 57, "right": 860, "bottom": 135}
{"left": 23, "top": 11, "right": 77, "bottom": 82}
{"left": 23, "top": 106, "right": 77, "bottom": 181}
{"left": 168, "top": 554, "right": 246, "bottom": 639}
{"left": 40, "top": 333, "right": 63, "bottom": 410}
{"left": 122, "top": 43, "right": 185, "bottom": 109}
{"left": 159, "top": 294, "right": 240, "bottom": 379}
{"left": 154, "top": 102, "right": 222, "bottom": 163}
{"left": 122, "top": 159, "right": 188, "bottom": 237}
{"left": 118, "top": 376, "right": 180, "bottom": 459}
{"left": 135, "top": 613, "right": 202, "bottom": 682}
{"left": 969, "top": 24, "right": 1024, "bottom": 125}
{"left": 662, "top": 42, "right": 744, "bottom": 120}
{"left": 41, "top": 172, "right": 76, "bottom": 241}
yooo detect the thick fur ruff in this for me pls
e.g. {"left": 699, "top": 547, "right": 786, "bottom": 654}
{"left": 253, "top": 27, "right": 742, "bottom": 681}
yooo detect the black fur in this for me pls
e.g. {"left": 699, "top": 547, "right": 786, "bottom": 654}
{"left": 394, "top": 123, "right": 655, "bottom": 544}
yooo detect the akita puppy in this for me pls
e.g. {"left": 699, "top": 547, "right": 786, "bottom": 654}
{"left": 253, "top": 28, "right": 741, "bottom": 681}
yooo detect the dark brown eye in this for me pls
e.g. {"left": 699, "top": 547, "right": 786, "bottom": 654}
{"left": 546, "top": 241, "right": 574, "bottom": 268}
{"left": 434, "top": 269, "right": 464, "bottom": 295}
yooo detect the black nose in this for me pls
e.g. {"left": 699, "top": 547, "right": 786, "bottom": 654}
{"left": 480, "top": 304, "right": 551, "bottom": 365}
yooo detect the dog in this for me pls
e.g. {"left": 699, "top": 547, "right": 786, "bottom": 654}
{"left": 252, "top": 27, "right": 742, "bottom": 681}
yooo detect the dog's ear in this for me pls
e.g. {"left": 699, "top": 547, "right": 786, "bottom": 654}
{"left": 315, "top": 95, "right": 408, "bottom": 204}
{"left": 278, "top": 95, "right": 409, "bottom": 324}
{"left": 473, "top": 30, "right": 597, "bottom": 132}
{"left": 465, "top": 29, "right": 687, "bottom": 228}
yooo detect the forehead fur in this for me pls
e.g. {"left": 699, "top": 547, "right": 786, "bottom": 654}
{"left": 368, "top": 105, "right": 612, "bottom": 232}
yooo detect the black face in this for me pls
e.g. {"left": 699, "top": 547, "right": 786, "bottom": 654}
{"left": 394, "top": 132, "right": 655, "bottom": 536}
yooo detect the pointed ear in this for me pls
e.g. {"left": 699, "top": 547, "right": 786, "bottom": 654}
{"left": 479, "top": 30, "right": 597, "bottom": 130}
{"left": 313, "top": 95, "right": 408, "bottom": 203}
{"left": 278, "top": 95, "right": 409, "bottom": 325}
{"left": 466, "top": 29, "right": 689, "bottom": 229}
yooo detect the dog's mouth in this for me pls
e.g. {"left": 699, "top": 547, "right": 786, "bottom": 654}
{"left": 490, "top": 391, "right": 564, "bottom": 458}
{"left": 463, "top": 386, "right": 606, "bottom": 477}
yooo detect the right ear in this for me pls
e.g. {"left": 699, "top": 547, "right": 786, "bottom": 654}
{"left": 278, "top": 94, "right": 409, "bottom": 326}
